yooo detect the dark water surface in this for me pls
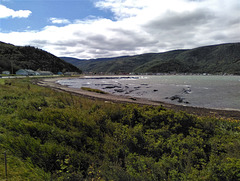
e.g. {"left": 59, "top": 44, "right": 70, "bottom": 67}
{"left": 57, "top": 75, "right": 240, "bottom": 111}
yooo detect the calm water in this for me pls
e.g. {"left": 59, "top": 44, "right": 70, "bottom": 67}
{"left": 57, "top": 75, "right": 240, "bottom": 110}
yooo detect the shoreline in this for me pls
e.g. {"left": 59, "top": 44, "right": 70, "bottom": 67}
{"left": 36, "top": 77, "right": 240, "bottom": 120}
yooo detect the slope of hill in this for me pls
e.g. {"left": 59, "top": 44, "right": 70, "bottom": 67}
{"left": 0, "top": 42, "right": 81, "bottom": 74}
{"left": 60, "top": 57, "right": 85, "bottom": 66}
{"left": 62, "top": 43, "right": 240, "bottom": 74}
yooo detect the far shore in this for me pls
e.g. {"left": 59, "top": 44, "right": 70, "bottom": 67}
{"left": 36, "top": 76, "right": 240, "bottom": 120}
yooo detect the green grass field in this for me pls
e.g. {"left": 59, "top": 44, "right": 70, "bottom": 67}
{"left": 0, "top": 79, "right": 5, "bottom": 85}
{"left": 0, "top": 78, "right": 239, "bottom": 180}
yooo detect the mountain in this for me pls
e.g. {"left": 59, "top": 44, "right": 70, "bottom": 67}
{"left": 60, "top": 57, "right": 85, "bottom": 65}
{"left": 62, "top": 43, "right": 240, "bottom": 75}
{"left": 0, "top": 42, "right": 81, "bottom": 74}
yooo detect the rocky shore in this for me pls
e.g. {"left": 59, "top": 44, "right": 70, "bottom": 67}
{"left": 36, "top": 77, "right": 240, "bottom": 120}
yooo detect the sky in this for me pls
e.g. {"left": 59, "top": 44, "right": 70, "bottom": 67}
{"left": 0, "top": 0, "right": 239, "bottom": 59}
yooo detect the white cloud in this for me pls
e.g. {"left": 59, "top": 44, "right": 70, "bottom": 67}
{"left": 49, "top": 18, "right": 71, "bottom": 24}
{"left": 0, "top": 5, "right": 32, "bottom": 18}
{"left": 0, "top": 0, "right": 239, "bottom": 59}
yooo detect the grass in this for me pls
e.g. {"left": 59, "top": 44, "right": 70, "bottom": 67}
{"left": 0, "top": 78, "right": 239, "bottom": 180}
{"left": 0, "top": 79, "right": 5, "bottom": 85}
{"left": 81, "top": 86, "right": 108, "bottom": 94}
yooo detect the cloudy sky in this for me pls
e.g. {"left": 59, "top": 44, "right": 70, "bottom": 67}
{"left": 0, "top": 0, "right": 239, "bottom": 59}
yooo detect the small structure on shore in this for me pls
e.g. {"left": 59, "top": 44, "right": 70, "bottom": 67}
{"left": 36, "top": 71, "right": 54, "bottom": 76}
{"left": 2, "top": 71, "right": 10, "bottom": 75}
{"left": 16, "top": 69, "right": 54, "bottom": 76}
{"left": 64, "top": 72, "right": 79, "bottom": 76}
{"left": 16, "top": 69, "right": 36, "bottom": 76}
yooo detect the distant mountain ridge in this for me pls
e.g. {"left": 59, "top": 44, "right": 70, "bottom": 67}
{"left": 0, "top": 42, "right": 81, "bottom": 74}
{"left": 61, "top": 43, "right": 240, "bottom": 75}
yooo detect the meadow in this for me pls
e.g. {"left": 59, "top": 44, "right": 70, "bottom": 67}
{"left": 0, "top": 78, "right": 239, "bottom": 180}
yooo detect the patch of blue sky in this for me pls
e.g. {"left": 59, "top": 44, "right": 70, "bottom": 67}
{"left": 0, "top": 0, "right": 114, "bottom": 32}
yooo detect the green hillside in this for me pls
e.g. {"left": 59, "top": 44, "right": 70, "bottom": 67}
{"left": 62, "top": 43, "right": 240, "bottom": 74}
{"left": 0, "top": 42, "right": 81, "bottom": 74}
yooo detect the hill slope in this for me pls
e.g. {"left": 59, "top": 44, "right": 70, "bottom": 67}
{"left": 62, "top": 43, "right": 240, "bottom": 74}
{"left": 0, "top": 42, "right": 81, "bottom": 74}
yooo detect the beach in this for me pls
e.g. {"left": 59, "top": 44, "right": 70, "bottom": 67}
{"left": 36, "top": 77, "right": 240, "bottom": 120}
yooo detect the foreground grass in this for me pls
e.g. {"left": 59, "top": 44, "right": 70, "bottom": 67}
{"left": 0, "top": 79, "right": 5, "bottom": 85}
{"left": 0, "top": 78, "right": 239, "bottom": 180}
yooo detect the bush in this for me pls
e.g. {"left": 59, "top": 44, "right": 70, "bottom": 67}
{"left": 0, "top": 78, "right": 240, "bottom": 180}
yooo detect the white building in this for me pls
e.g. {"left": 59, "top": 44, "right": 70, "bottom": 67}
{"left": 16, "top": 69, "right": 37, "bottom": 76}
{"left": 36, "top": 71, "right": 53, "bottom": 75}
{"left": 2, "top": 71, "right": 10, "bottom": 75}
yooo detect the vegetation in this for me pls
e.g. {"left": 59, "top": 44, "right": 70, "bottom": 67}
{"left": 81, "top": 87, "right": 108, "bottom": 94}
{"left": 0, "top": 41, "right": 81, "bottom": 74}
{"left": 62, "top": 43, "right": 240, "bottom": 74}
{"left": 0, "top": 78, "right": 240, "bottom": 180}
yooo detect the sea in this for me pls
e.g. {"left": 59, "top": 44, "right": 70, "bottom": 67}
{"left": 57, "top": 75, "right": 240, "bottom": 111}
